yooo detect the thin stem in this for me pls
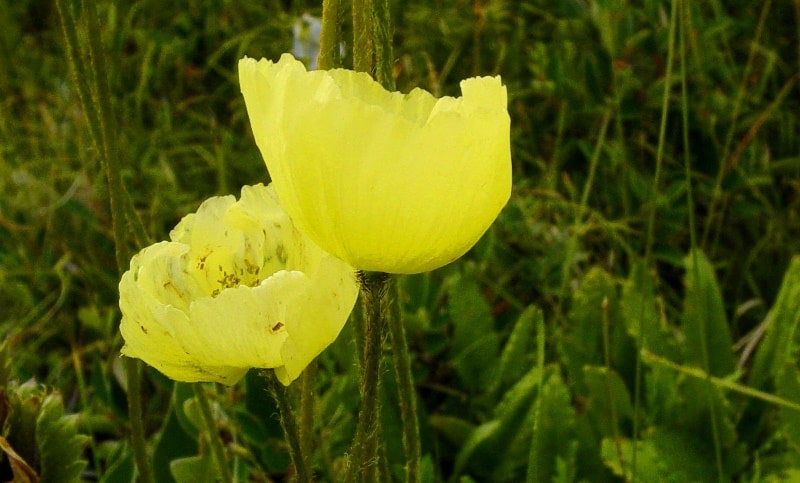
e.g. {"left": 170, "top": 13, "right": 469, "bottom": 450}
{"left": 265, "top": 371, "right": 312, "bottom": 483}
{"left": 373, "top": 0, "right": 394, "bottom": 90}
{"left": 124, "top": 358, "right": 154, "bottom": 483}
{"left": 387, "top": 279, "right": 420, "bottom": 483}
{"left": 352, "top": 0, "right": 375, "bottom": 75}
{"left": 631, "top": 0, "right": 679, "bottom": 476}
{"left": 318, "top": 0, "right": 343, "bottom": 70}
{"left": 349, "top": 272, "right": 390, "bottom": 483}
{"left": 299, "top": 360, "right": 318, "bottom": 462}
{"left": 193, "top": 384, "right": 233, "bottom": 483}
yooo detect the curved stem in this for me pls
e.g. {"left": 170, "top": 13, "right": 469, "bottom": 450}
{"left": 193, "top": 384, "right": 233, "bottom": 483}
{"left": 265, "top": 371, "right": 312, "bottom": 483}
{"left": 387, "top": 280, "right": 420, "bottom": 483}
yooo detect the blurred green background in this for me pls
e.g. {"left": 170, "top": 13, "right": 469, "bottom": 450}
{"left": 2, "top": 0, "right": 800, "bottom": 481}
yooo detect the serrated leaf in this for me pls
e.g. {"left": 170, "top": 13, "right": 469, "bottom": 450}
{"left": 583, "top": 366, "right": 633, "bottom": 437}
{"left": 527, "top": 372, "right": 577, "bottom": 483}
{"left": 621, "top": 262, "right": 676, "bottom": 359}
{"left": 452, "top": 369, "right": 539, "bottom": 480}
{"left": 447, "top": 273, "right": 500, "bottom": 392}
{"left": 561, "top": 267, "right": 617, "bottom": 392}
{"left": 36, "top": 393, "right": 89, "bottom": 483}
{"left": 601, "top": 431, "right": 716, "bottom": 482}
{"left": 750, "top": 256, "right": 800, "bottom": 391}
{"left": 489, "top": 306, "right": 540, "bottom": 397}
{"left": 682, "top": 250, "right": 735, "bottom": 377}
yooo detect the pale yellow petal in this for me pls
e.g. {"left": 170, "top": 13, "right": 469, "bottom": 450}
{"left": 239, "top": 54, "right": 512, "bottom": 274}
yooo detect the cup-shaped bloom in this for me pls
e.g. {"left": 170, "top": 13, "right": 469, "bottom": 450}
{"left": 239, "top": 54, "right": 512, "bottom": 274}
{"left": 118, "top": 184, "right": 359, "bottom": 385}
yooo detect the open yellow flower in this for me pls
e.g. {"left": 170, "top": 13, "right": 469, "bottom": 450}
{"left": 239, "top": 54, "right": 511, "bottom": 274}
{"left": 118, "top": 184, "right": 359, "bottom": 385}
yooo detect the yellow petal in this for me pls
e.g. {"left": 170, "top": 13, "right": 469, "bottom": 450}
{"left": 118, "top": 183, "right": 359, "bottom": 385}
{"left": 239, "top": 55, "right": 511, "bottom": 273}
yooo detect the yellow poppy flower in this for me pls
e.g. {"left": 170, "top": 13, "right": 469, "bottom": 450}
{"left": 118, "top": 184, "right": 359, "bottom": 385}
{"left": 239, "top": 54, "right": 511, "bottom": 274}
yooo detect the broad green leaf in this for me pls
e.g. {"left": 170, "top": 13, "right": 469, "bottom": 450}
{"left": 452, "top": 368, "right": 540, "bottom": 480}
{"left": 170, "top": 455, "right": 214, "bottom": 483}
{"left": 527, "top": 372, "right": 577, "bottom": 483}
{"left": 583, "top": 366, "right": 633, "bottom": 437}
{"left": 561, "top": 267, "right": 617, "bottom": 391}
{"left": 489, "top": 305, "right": 540, "bottom": 397}
{"left": 428, "top": 414, "right": 475, "bottom": 447}
{"left": 682, "top": 249, "right": 735, "bottom": 377}
{"left": 621, "top": 261, "right": 676, "bottom": 359}
{"left": 750, "top": 256, "right": 800, "bottom": 391}
{"left": 775, "top": 359, "right": 800, "bottom": 456}
{"left": 36, "top": 393, "right": 89, "bottom": 483}
{"left": 601, "top": 431, "right": 715, "bottom": 482}
{"left": 447, "top": 272, "right": 500, "bottom": 392}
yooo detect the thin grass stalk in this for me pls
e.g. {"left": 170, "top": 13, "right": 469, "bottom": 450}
{"left": 193, "top": 384, "right": 233, "bottom": 483}
{"left": 265, "top": 371, "right": 313, "bottom": 483}
{"left": 556, "top": 107, "right": 612, "bottom": 313}
{"left": 642, "top": 350, "right": 800, "bottom": 413}
{"left": 631, "top": 0, "right": 679, "bottom": 476}
{"left": 387, "top": 279, "right": 420, "bottom": 483}
{"left": 701, "top": 0, "right": 772, "bottom": 249}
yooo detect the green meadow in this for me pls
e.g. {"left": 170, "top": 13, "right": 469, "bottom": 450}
{"left": 2, "top": 0, "right": 800, "bottom": 481}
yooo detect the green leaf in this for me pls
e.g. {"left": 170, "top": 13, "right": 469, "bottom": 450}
{"left": 36, "top": 393, "right": 89, "bottom": 483}
{"left": 682, "top": 249, "right": 735, "bottom": 377}
{"left": 621, "top": 261, "right": 676, "bottom": 359}
{"left": 561, "top": 267, "right": 617, "bottom": 392}
{"left": 583, "top": 366, "right": 633, "bottom": 437}
{"left": 170, "top": 455, "right": 214, "bottom": 483}
{"left": 489, "top": 305, "right": 540, "bottom": 397}
{"left": 452, "top": 368, "right": 540, "bottom": 481}
{"left": 527, "top": 371, "right": 577, "bottom": 483}
{"left": 750, "top": 256, "right": 800, "bottom": 391}
{"left": 447, "top": 272, "right": 501, "bottom": 392}
{"left": 775, "top": 356, "right": 800, "bottom": 456}
{"left": 600, "top": 428, "right": 734, "bottom": 482}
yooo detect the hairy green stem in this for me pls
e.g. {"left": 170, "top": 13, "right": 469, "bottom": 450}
{"left": 193, "top": 384, "right": 233, "bottom": 483}
{"left": 265, "top": 371, "right": 312, "bottom": 482}
{"left": 349, "top": 272, "right": 390, "bottom": 483}
{"left": 351, "top": 0, "right": 374, "bottom": 76}
{"left": 318, "top": 0, "right": 343, "bottom": 70}
{"left": 57, "top": 2, "right": 152, "bottom": 481}
{"left": 387, "top": 280, "right": 420, "bottom": 483}
{"left": 373, "top": 0, "right": 394, "bottom": 90}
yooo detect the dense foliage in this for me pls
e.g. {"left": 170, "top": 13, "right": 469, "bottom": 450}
{"left": 2, "top": 0, "right": 800, "bottom": 481}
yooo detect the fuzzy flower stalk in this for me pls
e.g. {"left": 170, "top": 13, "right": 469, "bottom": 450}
{"left": 118, "top": 183, "right": 359, "bottom": 386}
{"left": 238, "top": 54, "right": 512, "bottom": 275}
